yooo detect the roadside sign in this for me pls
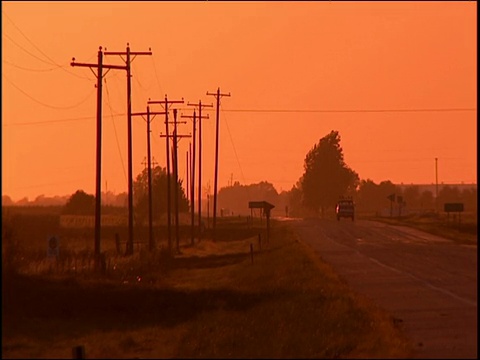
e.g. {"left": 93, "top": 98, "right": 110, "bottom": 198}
{"left": 444, "top": 203, "right": 464, "bottom": 213}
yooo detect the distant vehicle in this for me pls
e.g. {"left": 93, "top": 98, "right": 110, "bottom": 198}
{"left": 336, "top": 198, "right": 355, "bottom": 221}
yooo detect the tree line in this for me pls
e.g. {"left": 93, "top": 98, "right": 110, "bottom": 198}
{"left": 3, "top": 130, "right": 476, "bottom": 220}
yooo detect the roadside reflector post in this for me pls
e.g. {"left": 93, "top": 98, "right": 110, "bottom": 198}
{"left": 250, "top": 243, "right": 254, "bottom": 264}
{"left": 72, "top": 345, "right": 85, "bottom": 359}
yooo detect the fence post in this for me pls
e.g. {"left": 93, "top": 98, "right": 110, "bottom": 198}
{"left": 72, "top": 345, "right": 85, "bottom": 359}
{"left": 115, "top": 233, "right": 120, "bottom": 255}
{"left": 250, "top": 243, "right": 254, "bottom": 264}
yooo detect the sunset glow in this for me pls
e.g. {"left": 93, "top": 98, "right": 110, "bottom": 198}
{"left": 2, "top": 1, "right": 477, "bottom": 202}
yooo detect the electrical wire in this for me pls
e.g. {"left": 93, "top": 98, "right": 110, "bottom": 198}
{"left": 104, "top": 78, "right": 128, "bottom": 185}
{"left": 222, "top": 108, "right": 476, "bottom": 114}
{"left": 2, "top": 11, "right": 95, "bottom": 80}
{"left": 3, "top": 72, "right": 96, "bottom": 110}
{"left": 150, "top": 55, "right": 164, "bottom": 98}
{"left": 220, "top": 102, "right": 246, "bottom": 184}
{"left": 3, "top": 58, "right": 60, "bottom": 72}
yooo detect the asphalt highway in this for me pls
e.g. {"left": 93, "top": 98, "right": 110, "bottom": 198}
{"left": 287, "top": 217, "right": 477, "bottom": 359}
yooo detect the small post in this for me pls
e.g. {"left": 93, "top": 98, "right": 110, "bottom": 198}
{"left": 258, "top": 233, "right": 262, "bottom": 250}
{"left": 250, "top": 243, "right": 254, "bottom": 264}
{"left": 115, "top": 233, "right": 120, "bottom": 254}
{"left": 72, "top": 345, "right": 85, "bottom": 359}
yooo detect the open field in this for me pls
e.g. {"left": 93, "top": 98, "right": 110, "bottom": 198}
{"left": 361, "top": 211, "right": 477, "bottom": 246}
{"left": 2, "top": 210, "right": 414, "bottom": 359}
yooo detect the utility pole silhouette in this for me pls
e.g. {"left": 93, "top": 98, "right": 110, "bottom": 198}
{"left": 181, "top": 109, "right": 208, "bottom": 244}
{"left": 186, "top": 144, "right": 190, "bottom": 209}
{"left": 149, "top": 96, "right": 184, "bottom": 254}
{"left": 104, "top": 43, "right": 152, "bottom": 256}
{"left": 71, "top": 46, "right": 127, "bottom": 270}
{"left": 186, "top": 101, "right": 212, "bottom": 242}
{"left": 206, "top": 88, "right": 230, "bottom": 239}
{"left": 435, "top": 157, "right": 439, "bottom": 214}
{"left": 171, "top": 109, "right": 191, "bottom": 253}
{"left": 132, "top": 105, "right": 165, "bottom": 252}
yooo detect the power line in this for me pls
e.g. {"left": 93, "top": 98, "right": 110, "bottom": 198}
{"left": 3, "top": 58, "right": 60, "bottom": 72}
{"left": 2, "top": 11, "right": 94, "bottom": 80}
{"left": 222, "top": 108, "right": 476, "bottom": 113}
{"left": 3, "top": 104, "right": 475, "bottom": 126}
{"left": 104, "top": 78, "right": 128, "bottom": 185}
{"left": 3, "top": 72, "right": 96, "bottom": 110}
{"left": 150, "top": 55, "right": 164, "bottom": 101}
{"left": 220, "top": 103, "right": 246, "bottom": 185}
{"left": 3, "top": 32, "right": 63, "bottom": 67}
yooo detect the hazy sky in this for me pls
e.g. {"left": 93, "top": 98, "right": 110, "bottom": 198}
{"left": 2, "top": 1, "right": 477, "bottom": 202}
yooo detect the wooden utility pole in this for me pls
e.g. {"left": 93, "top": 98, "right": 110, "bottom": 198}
{"left": 71, "top": 46, "right": 127, "bottom": 270}
{"left": 171, "top": 109, "right": 190, "bottom": 253}
{"left": 149, "top": 96, "right": 184, "bottom": 253}
{"left": 186, "top": 145, "right": 190, "bottom": 208}
{"left": 435, "top": 157, "right": 439, "bottom": 214}
{"left": 186, "top": 101, "right": 212, "bottom": 242}
{"left": 131, "top": 106, "right": 165, "bottom": 252}
{"left": 160, "top": 116, "right": 188, "bottom": 253}
{"left": 104, "top": 44, "right": 152, "bottom": 256}
{"left": 181, "top": 109, "right": 207, "bottom": 245}
{"left": 206, "top": 88, "right": 230, "bottom": 239}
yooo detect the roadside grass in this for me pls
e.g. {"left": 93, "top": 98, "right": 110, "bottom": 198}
{"left": 2, "top": 214, "right": 414, "bottom": 359}
{"left": 361, "top": 212, "right": 477, "bottom": 246}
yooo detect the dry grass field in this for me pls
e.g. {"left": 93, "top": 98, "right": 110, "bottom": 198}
{"left": 364, "top": 211, "right": 477, "bottom": 246}
{"left": 2, "top": 209, "right": 414, "bottom": 359}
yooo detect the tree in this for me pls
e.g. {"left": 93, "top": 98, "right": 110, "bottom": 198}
{"left": 2, "top": 195, "right": 14, "bottom": 206}
{"left": 218, "top": 181, "right": 279, "bottom": 216}
{"left": 419, "top": 190, "right": 434, "bottom": 212}
{"left": 300, "top": 130, "right": 359, "bottom": 216}
{"left": 287, "top": 182, "right": 305, "bottom": 217}
{"left": 356, "top": 179, "right": 379, "bottom": 213}
{"left": 461, "top": 188, "right": 477, "bottom": 213}
{"left": 403, "top": 185, "right": 420, "bottom": 210}
{"left": 64, "top": 190, "right": 95, "bottom": 215}
{"left": 133, "top": 165, "right": 189, "bottom": 224}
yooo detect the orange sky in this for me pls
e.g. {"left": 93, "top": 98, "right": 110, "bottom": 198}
{"left": 2, "top": 1, "right": 477, "bottom": 202}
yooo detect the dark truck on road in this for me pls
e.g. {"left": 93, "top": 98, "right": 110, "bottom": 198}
{"left": 336, "top": 198, "right": 355, "bottom": 221}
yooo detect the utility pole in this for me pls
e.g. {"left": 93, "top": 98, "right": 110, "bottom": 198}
{"left": 206, "top": 181, "right": 211, "bottom": 229}
{"left": 71, "top": 46, "right": 127, "bottom": 270}
{"left": 186, "top": 101, "right": 212, "bottom": 242}
{"left": 435, "top": 157, "right": 439, "bottom": 214}
{"left": 149, "top": 96, "right": 184, "bottom": 254}
{"left": 181, "top": 109, "right": 207, "bottom": 245}
{"left": 186, "top": 145, "right": 190, "bottom": 208}
{"left": 132, "top": 106, "right": 165, "bottom": 252}
{"left": 171, "top": 109, "right": 190, "bottom": 253}
{"left": 104, "top": 44, "right": 152, "bottom": 256}
{"left": 206, "top": 88, "right": 230, "bottom": 239}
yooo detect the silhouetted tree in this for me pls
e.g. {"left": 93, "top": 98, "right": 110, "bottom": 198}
{"left": 63, "top": 190, "right": 95, "bottom": 215}
{"left": 419, "top": 190, "right": 434, "bottom": 212}
{"left": 218, "top": 181, "right": 279, "bottom": 216}
{"left": 133, "top": 165, "right": 189, "bottom": 224}
{"left": 402, "top": 185, "right": 420, "bottom": 210}
{"left": 461, "top": 188, "right": 477, "bottom": 213}
{"left": 437, "top": 185, "right": 461, "bottom": 211}
{"left": 355, "top": 179, "right": 400, "bottom": 215}
{"left": 300, "top": 130, "right": 359, "bottom": 216}
{"left": 287, "top": 182, "right": 305, "bottom": 217}
{"left": 2, "top": 195, "right": 14, "bottom": 206}
{"left": 356, "top": 179, "right": 379, "bottom": 213}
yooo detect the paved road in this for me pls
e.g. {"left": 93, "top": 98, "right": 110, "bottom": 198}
{"left": 286, "top": 217, "right": 477, "bottom": 359}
